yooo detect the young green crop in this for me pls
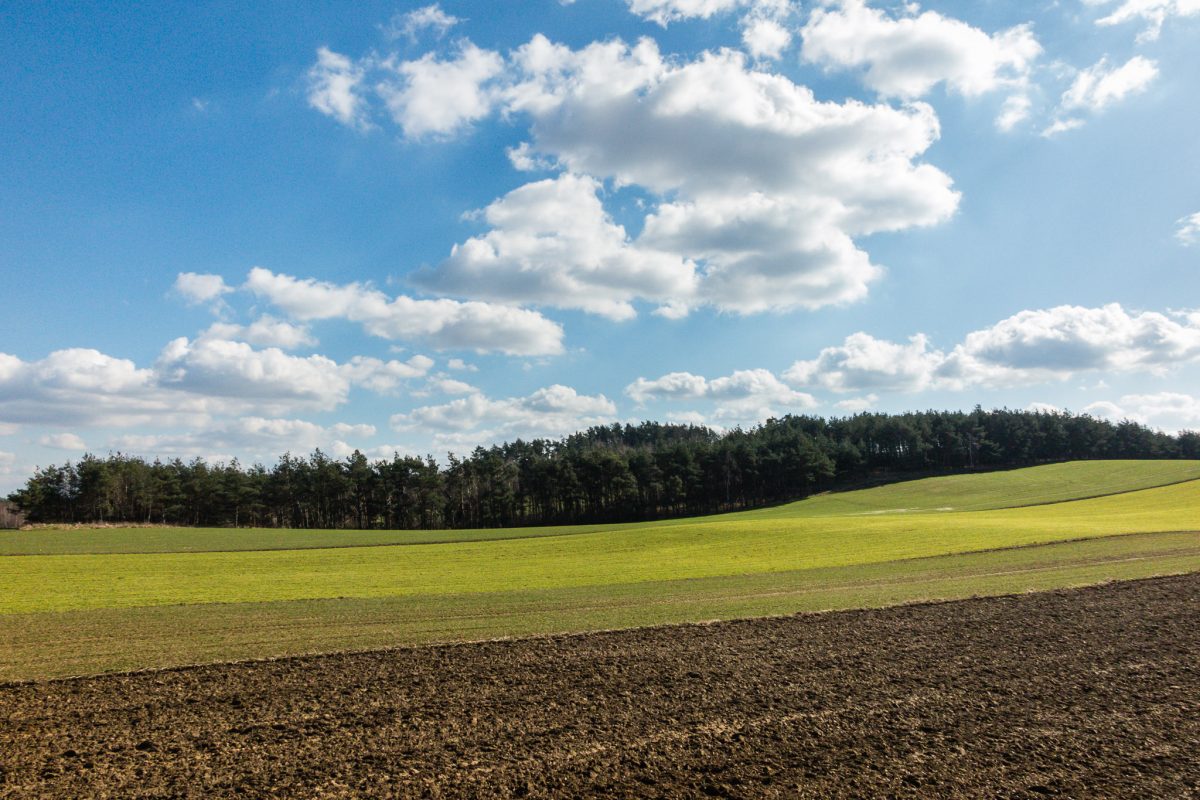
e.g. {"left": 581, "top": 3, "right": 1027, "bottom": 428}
{"left": 3, "top": 531, "right": 1196, "bottom": 681}
{"left": 3, "top": 478, "right": 1198, "bottom": 615}
{"left": 3, "top": 461, "right": 1198, "bottom": 681}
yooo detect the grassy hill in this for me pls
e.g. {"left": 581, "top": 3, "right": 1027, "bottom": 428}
{"left": 750, "top": 459, "right": 1200, "bottom": 517}
{"left": 1, "top": 460, "right": 1197, "bottom": 680}
{"left": 5, "top": 459, "right": 1199, "bottom": 556}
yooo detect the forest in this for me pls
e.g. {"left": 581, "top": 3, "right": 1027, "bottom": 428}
{"left": 8, "top": 408, "right": 1199, "bottom": 529}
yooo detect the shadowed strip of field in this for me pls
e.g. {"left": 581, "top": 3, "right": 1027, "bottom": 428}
{"left": 2, "top": 530, "right": 1196, "bottom": 682}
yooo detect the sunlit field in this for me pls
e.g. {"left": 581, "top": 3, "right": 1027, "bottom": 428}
{"left": 2, "top": 461, "right": 1198, "bottom": 680}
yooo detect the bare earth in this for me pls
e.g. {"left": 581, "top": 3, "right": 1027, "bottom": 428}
{"left": 2, "top": 574, "right": 1198, "bottom": 799}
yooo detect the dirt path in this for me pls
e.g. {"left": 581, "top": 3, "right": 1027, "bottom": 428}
{"left": 3, "top": 574, "right": 1198, "bottom": 798}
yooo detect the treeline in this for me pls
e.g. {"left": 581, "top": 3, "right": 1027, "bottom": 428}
{"left": 8, "top": 408, "right": 1199, "bottom": 529}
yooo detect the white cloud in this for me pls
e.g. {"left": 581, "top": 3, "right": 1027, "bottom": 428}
{"left": 1059, "top": 55, "right": 1158, "bottom": 112}
{"left": 1027, "top": 401, "right": 1065, "bottom": 414}
{"left": 111, "top": 417, "right": 377, "bottom": 461}
{"left": 800, "top": 0, "right": 1041, "bottom": 127}
{"left": 742, "top": 17, "right": 792, "bottom": 59}
{"left": 377, "top": 41, "right": 504, "bottom": 138}
{"left": 307, "top": 31, "right": 960, "bottom": 316}
{"left": 623, "top": 0, "right": 797, "bottom": 64}
{"left": 304, "top": 29, "right": 963, "bottom": 316}
{"left": 392, "top": 384, "right": 617, "bottom": 447}
{"left": 330, "top": 442, "right": 419, "bottom": 460}
{"left": 625, "top": 0, "right": 755, "bottom": 25}
{"left": 245, "top": 267, "right": 564, "bottom": 355}
{"left": 1082, "top": 399, "right": 1126, "bottom": 420}
{"left": 426, "top": 377, "right": 478, "bottom": 395}
{"left": 1084, "top": 0, "right": 1200, "bottom": 43}
{"left": 155, "top": 337, "right": 352, "bottom": 411}
{"left": 1175, "top": 212, "right": 1200, "bottom": 246}
{"left": 341, "top": 354, "right": 435, "bottom": 393}
{"left": 173, "top": 272, "right": 232, "bottom": 308}
{"left": 0, "top": 335, "right": 437, "bottom": 434}
{"left": 407, "top": 36, "right": 957, "bottom": 315}
{"left": 941, "top": 303, "right": 1200, "bottom": 386}
{"left": 784, "top": 333, "right": 944, "bottom": 393}
{"left": 39, "top": 433, "right": 87, "bottom": 451}
{"left": 0, "top": 348, "right": 213, "bottom": 428}
{"left": 1044, "top": 55, "right": 1157, "bottom": 135}
{"left": 784, "top": 304, "right": 1200, "bottom": 393}
{"left": 156, "top": 337, "right": 437, "bottom": 410}
{"left": 1041, "top": 116, "right": 1086, "bottom": 137}
{"left": 995, "top": 94, "right": 1033, "bottom": 132}
{"left": 506, "top": 141, "right": 556, "bottom": 172}
{"left": 446, "top": 358, "right": 477, "bottom": 372}
{"left": 1084, "top": 392, "right": 1200, "bottom": 433}
{"left": 834, "top": 394, "right": 878, "bottom": 412}
{"left": 201, "top": 316, "right": 316, "bottom": 350}
{"left": 626, "top": 368, "right": 816, "bottom": 424}
{"left": 626, "top": 371, "right": 709, "bottom": 404}
{"left": 665, "top": 410, "right": 711, "bottom": 426}
{"left": 383, "top": 4, "right": 461, "bottom": 41}
{"left": 639, "top": 192, "right": 886, "bottom": 314}
{"left": 0, "top": 423, "right": 18, "bottom": 436}
{"left": 416, "top": 173, "right": 697, "bottom": 320}
{"left": 308, "top": 47, "right": 370, "bottom": 130}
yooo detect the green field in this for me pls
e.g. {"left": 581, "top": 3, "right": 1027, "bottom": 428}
{"left": 2, "top": 460, "right": 1198, "bottom": 681}
{"left": 7, "top": 460, "right": 1197, "bottom": 557}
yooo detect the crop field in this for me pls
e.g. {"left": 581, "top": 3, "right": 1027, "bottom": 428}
{"left": 1, "top": 460, "right": 1199, "bottom": 682}
{"left": 3, "top": 574, "right": 1197, "bottom": 798}
{"left": 2, "top": 460, "right": 1199, "bottom": 797}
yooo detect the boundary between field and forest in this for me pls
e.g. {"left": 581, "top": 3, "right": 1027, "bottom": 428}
{"left": 7, "top": 407, "right": 1200, "bottom": 530}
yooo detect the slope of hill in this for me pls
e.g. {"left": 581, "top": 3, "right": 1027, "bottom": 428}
{"left": 4, "top": 459, "right": 1198, "bottom": 556}
{"left": 2, "top": 460, "right": 1198, "bottom": 679}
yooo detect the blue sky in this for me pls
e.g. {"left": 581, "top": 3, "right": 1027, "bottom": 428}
{"left": 2, "top": 0, "right": 1198, "bottom": 490}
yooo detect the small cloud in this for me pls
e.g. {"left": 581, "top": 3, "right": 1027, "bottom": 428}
{"left": 382, "top": 4, "right": 462, "bottom": 41}
{"left": 39, "top": 432, "right": 87, "bottom": 450}
{"left": 1044, "top": 55, "right": 1158, "bottom": 135}
{"left": 835, "top": 394, "right": 879, "bottom": 413}
{"left": 447, "top": 358, "right": 478, "bottom": 372}
{"left": 995, "top": 95, "right": 1032, "bottom": 132}
{"left": 429, "top": 377, "right": 478, "bottom": 395}
{"left": 1175, "top": 212, "right": 1200, "bottom": 246}
{"left": 307, "top": 46, "right": 371, "bottom": 131}
{"left": 391, "top": 384, "right": 617, "bottom": 447}
{"left": 742, "top": 17, "right": 792, "bottom": 60}
{"left": 506, "top": 142, "right": 556, "bottom": 172}
{"left": 1085, "top": 0, "right": 1200, "bottom": 44}
{"left": 667, "top": 411, "right": 709, "bottom": 426}
{"left": 1042, "top": 117, "right": 1085, "bottom": 137}
{"left": 200, "top": 316, "right": 317, "bottom": 350}
{"left": 173, "top": 272, "right": 232, "bottom": 311}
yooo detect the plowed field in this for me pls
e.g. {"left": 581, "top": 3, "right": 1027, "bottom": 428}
{"left": 3, "top": 574, "right": 1197, "bottom": 798}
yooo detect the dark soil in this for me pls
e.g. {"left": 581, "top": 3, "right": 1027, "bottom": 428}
{"left": 2, "top": 574, "right": 1198, "bottom": 798}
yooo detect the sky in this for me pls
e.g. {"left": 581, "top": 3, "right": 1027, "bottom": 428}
{"left": 1, "top": 0, "right": 1199, "bottom": 491}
